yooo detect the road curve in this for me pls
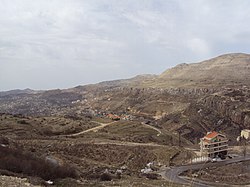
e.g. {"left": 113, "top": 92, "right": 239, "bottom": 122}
{"left": 141, "top": 122, "right": 162, "bottom": 136}
{"left": 160, "top": 155, "right": 250, "bottom": 187}
{"left": 65, "top": 121, "right": 118, "bottom": 137}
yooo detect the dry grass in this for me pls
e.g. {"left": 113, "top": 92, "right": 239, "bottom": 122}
{"left": 92, "top": 117, "right": 113, "bottom": 123}
{"left": 0, "top": 113, "right": 187, "bottom": 185}
{"left": 184, "top": 161, "right": 250, "bottom": 185}
{"left": 82, "top": 121, "right": 174, "bottom": 146}
{"left": 0, "top": 114, "right": 97, "bottom": 137}
{"left": 0, "top": 146, "right": 77, "bottom": 180}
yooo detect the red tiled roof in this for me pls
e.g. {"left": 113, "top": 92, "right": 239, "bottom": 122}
{"left": 204, "top": 131, "right": 218, "bottom": 139}
{"left": 107, "top": 114, "right": 120, "bottom": 119}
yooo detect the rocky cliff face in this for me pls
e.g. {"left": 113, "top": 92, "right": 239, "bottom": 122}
{"left": 200, "top": 87, "right": 250, "bottom": 128}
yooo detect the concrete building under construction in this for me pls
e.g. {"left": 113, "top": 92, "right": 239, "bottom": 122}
{"left": 200, "top": 131, "right": 228, "bottom": 159}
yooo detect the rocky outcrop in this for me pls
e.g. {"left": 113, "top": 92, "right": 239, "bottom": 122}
{"left": 200, "top": 88, "right": 250, "bottom": 128}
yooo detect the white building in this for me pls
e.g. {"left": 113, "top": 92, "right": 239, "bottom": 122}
{"left": 241, "top": 129, "right": 250, "bottom": 139}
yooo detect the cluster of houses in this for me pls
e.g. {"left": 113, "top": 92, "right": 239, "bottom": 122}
{"left": 93, "top": 110, "right": 134, "bottom": 121}
{"left": 107, "top": 114, "right": 121, "bottom": 120}
{"left": 106, "top": 113, "right": 134, "bottom": 121}
{"left": 80, "top": 108, "right": 134, "bottom": 121}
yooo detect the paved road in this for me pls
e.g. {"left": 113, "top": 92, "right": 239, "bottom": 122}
{"left": 160, "top": 155, "right": 250, "bottom": 187}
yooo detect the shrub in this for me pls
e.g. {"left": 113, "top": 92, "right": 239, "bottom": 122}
{"left": 144, "top": 173, "right": 159, "bottom": 180}
{"left": 0, "top": 136, "right": 9, "bottom": 145}
{"left": 0, "top": 146, "right": 77, "bottom": 180}
{"left": 17, "top": 120, "right": 29, "bottom": 125}
{"left": 100, "top": 173, "right": 112, "bottom": 181}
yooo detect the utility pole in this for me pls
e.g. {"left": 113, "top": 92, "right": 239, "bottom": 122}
{"left": 170, "top": 136, "right": 173, "bottom": 146}
{"left": 190, "top": 154, "right": 193, "bottom": 164}
{"left": 243, "top": 140, "right": 247, "bottom": 157}
{"left": 178, "top": 131, "right": 181, "bottom": 147}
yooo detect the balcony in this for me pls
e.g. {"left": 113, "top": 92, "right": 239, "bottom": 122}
{"left": 203, "top": 148, "right": 228, "bottom": 154}
{"left": 204, "top": 139, "right": 228, "bottom": 145}
{"left": 203, "top": 143, "right": 228, "bottom": 150}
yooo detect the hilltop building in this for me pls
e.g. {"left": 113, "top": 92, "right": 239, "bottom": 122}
{"left": 200, "top": 131, "right": 228, "bottom": 159}
{"left": 241, "top": 129, "right": 250, "bottom": 140}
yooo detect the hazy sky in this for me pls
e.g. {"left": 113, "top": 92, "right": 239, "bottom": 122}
{"left": 1, "top": 0, "right": 250, "bottom": 91}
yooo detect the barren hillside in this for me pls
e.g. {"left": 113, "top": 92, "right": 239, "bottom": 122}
{"left": 143, "top": 53, "right": 250, "bottom": 88}
{"left": 0, "top": 53, "right": 249, "bottom": 186}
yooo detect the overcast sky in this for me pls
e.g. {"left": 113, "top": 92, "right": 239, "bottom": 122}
{"left": 1, "top": 0, "right": 250, "bottom": 91}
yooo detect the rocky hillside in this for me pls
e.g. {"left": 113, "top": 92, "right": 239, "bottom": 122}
{"left": 141, "top": 53, "right": 250, "bottom": 88}
{"left": 0, "top": 88, "right": 39, "bottom": 97}
{"left": 0, "top": 53, "right": 249, "bottom": 143}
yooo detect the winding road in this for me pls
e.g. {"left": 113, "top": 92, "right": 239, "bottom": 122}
{"left": 66, "top": 121, "right": 118, "bottom": 137}
{"left": 67, "top": 120, "right": 163, "bottom": 137}
{"left": 160, "top": 155, "right": 250, "bottom": 187}
{"left": 141, "top": 122, "right": 162, "bottom": 136}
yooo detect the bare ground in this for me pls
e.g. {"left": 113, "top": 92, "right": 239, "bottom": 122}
{"left": 0, "top": 114, "right": 188, "bottom": 186}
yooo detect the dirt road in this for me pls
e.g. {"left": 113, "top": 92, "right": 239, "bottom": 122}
{"left": 90, "top": 139, "right": 165, "bottom": 147}
{"left": 66, "top": 121, "right": 118, "bottom": 137}
{"left": 141, "top": 122, "right": 162, "bottom": 136}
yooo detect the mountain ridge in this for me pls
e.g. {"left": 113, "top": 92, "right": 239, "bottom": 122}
{"left": 90, "top": 53, "right": 250, "bottom": 89}
{"left": 0, "top": 53, "right": 249, "bottom": 146}
{"left": 1, "top": 53, "right": 249, "bottom": 93}
{"left": 151, "top": 53, "right": 250, "bottom": 88}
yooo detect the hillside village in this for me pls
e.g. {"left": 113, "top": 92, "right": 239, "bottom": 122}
{"left": 0, "top": 54, "right": 250, "bottom": 186}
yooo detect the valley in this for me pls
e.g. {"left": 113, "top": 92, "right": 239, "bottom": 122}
{"left": 0, "top": 53, "right": 250, "bottom": 186}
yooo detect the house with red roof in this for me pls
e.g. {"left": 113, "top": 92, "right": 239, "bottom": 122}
{"left": 200, "top": 131, "right": 228, "bottom": 159}
{"left": 107, "top": 114, "right": 120, "bottom": 121}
